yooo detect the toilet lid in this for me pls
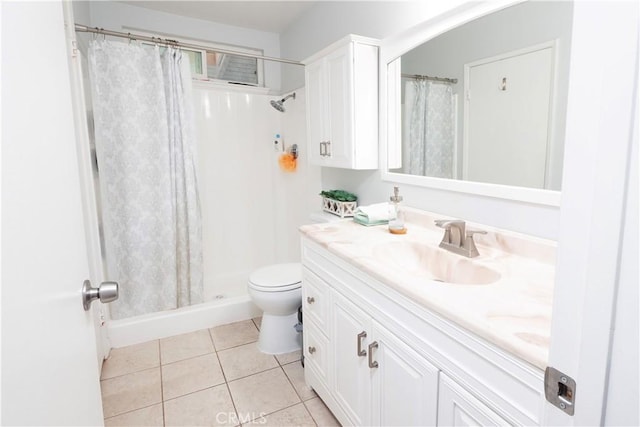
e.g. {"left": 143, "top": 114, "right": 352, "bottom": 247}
{"left": 249, "top": 263, "right": 302, "bottom": 291}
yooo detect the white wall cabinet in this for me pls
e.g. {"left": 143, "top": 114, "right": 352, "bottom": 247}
{"left": 303, "top": 35, "right": 379, "bottom": 169}
{"left": 302, "top": 237, "right": 545, "bottom": 426}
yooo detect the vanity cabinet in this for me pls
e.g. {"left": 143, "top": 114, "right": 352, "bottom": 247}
{"left": 370, "top": 317, "right": 440, "bottom": 426}
{"left": 303, "top": 35, "right": 379, "bottom": 169}
{"left": 438, "top": 374, "right": 510, "bottom": 426}
{"left": 307, "top": 280, "right": 439, "bottom": 426}
{"left": 301, "top": 237, "right": 546, "bottom": 426}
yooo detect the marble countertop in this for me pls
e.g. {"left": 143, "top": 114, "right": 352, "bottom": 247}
{"left": 300, "top": 208, "right": 556, "bottom": 370}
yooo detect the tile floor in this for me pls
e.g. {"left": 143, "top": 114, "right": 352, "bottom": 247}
{"left": 100, "top": 317, "right": 341, "bottom": 427}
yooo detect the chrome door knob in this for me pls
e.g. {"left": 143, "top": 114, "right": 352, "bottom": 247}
{"left": 82, "top": 279, "right": 119, "bottom": 311}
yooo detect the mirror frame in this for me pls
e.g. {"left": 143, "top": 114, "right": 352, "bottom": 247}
{"left": 379, "top": 0, "right": 562, "bottom": 206}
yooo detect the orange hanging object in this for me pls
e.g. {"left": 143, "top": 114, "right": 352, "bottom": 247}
{"left": 279, "top": 152, "right": 297, "bottom": 172}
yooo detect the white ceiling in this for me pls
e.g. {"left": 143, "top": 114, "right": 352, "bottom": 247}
{"left": 121, "top": 1, "right": 317, "bottom": 33}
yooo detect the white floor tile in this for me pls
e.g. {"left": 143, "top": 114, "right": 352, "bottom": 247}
{"left": 160, "top": 329, "right": 214, "bottom": 364}
{"left": 101, "top": 368, "right": 162, "bottom": 418}
{"left": 162, "top": 353, "right": 225, "bottom": 400}
{"left": 228, "top": 368, "right": 300, "bottom": 420}
{"left": 210, "top": 320, "right": 259, "bottom": 351}
{"left": 218, "top": 342, "right": 278, "bottom": 381}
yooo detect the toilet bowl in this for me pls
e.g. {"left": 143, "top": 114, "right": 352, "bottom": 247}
{"left": 248, "top": 263, "right": 302, "bottom": 354}
{"left": 248, "top": 212, "right": 343, "bottom": 355}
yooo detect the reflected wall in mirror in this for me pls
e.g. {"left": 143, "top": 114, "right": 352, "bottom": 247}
{"left": 387, "top": 1, "right": 573, "bottom": 191}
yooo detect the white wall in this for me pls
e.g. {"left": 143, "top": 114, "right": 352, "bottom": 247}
{"left": 83, "top": 1, "right": 282, "bottom": 91}
{"left": 193, "top": 84, "right": 319, "bottom": 301}
{"left": 280, "top": 0, "right": 559, "bottom": 239}
{"left": 275, "top": 88, "right": 323, "bottom": 261}
{"left": 401, "top": 1, "right": 573, "bottom": 190}
{"left": 281, "top": 1, "right": 451, "bottom": 93}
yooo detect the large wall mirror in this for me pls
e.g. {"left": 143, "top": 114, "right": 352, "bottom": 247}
{"left": 382, "top": 1, "right": 573, "bottom": 205}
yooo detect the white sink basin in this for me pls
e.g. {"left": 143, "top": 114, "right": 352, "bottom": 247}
{"left": 373, "top": 241, "right": 501, "bottom": 285}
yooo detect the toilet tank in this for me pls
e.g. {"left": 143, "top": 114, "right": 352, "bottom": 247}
{"left": 309, "top": 211, "right": 346, "bottom": 224}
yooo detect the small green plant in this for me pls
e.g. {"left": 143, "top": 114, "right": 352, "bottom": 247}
{"left": 320, "top": 189, "right": 358, "bottom": 202}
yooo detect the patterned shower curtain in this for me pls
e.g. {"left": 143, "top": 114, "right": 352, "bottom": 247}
{"left": 88, "top": 40, "right": 202, "bottom": 319}
{"left": 404, "top": 79, "right": 455, "bottom": 178}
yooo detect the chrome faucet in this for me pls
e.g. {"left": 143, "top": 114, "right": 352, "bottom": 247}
{"left": 434, "top": 219, "right": 487, "bottom": 258}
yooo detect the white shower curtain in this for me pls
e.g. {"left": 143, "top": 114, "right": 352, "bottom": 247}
{"left": 88, "top": 40, "right": 202, "bottom": 319}
{"left": 404, "top": 80, "right": 455, "bottom": 178}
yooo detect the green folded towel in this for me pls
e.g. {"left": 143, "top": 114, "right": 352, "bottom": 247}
{"left": 354, "top": 212, "right": 389, "bottom": 226}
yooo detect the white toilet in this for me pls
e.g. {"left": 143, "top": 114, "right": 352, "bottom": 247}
{"left": 248, "top": 263, "right": 303, "bottom": 354}
{"left": 248, "top": 211, "right": 340, "bottom": 354}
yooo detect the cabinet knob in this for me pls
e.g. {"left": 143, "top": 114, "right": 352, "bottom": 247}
{"left": 307, "top": 296, "right": 315, "bottom": 304}
{"left": 308, "top": 346, "right": 316, "bottom": 354}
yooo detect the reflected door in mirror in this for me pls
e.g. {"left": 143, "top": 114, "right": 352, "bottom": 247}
{"left": 465, "top": 45, "right": 554, "bottom": 188}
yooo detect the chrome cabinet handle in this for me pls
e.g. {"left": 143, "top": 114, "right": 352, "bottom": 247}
{"left": 325, "top": 141, "right": 331, "bottom": 157}
{"left": 357, "top": 331, "right": 367, "bottom": 356}
{"left": 308, "top": 346, "right": 316, "bottom": 354}
{"left": 307, "top": 296, "right": 315, "bottom": 304}
{"left": 368, "top": 341, "right": 379, "bottom": 368}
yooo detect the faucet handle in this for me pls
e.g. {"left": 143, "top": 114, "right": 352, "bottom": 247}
{"left": 434, "top": 219, "right": 449, "bottom": 228}
{"left": 435, "top": 219, "right": 465, "bottom": 228}
{"left": 466, "top": 229, "right": 487, "bottom": 238}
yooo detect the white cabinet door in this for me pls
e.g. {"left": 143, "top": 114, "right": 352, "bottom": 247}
{"left": 332, "top": 291, "right": 373, "bottom": 426}
{"left": 304, "top": 35, "right": 378, "bottom": 170}
{"left": 371, "top": 322, "right": 439, "bottom": 426}
{"left": 325, "top": 43, "right": 354, "bottom": 168}
{"left": 438, "top": 374, "right": 510, "bottom": 426}
{"left": 305, "top": 58, "right": 326, "bottom": 165}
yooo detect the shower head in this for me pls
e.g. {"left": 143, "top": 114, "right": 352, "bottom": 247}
{"left": 270, "top": 92, "right": 296, "bottom": 112}
{"left": 270, "top": 99, "right": 285, "bottom": 112}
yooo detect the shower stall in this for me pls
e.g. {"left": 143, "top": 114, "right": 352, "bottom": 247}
{"left": 75, "top": 23, "right": 320, "bottom": 348}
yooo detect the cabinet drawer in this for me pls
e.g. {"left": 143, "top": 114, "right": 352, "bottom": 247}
{"left": 438, "top": 373, "right": 511, "bottom": 426}
{"left": 304, "top": 320, "right": 330, "bottom": 385}
{"left": 302, "top": 268, "right": 329, "bottom": 330}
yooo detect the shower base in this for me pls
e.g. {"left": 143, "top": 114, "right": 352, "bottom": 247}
{"left": 106, "top": 293, "right": 261, "bottom": 348}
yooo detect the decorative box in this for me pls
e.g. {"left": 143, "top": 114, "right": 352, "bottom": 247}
{"left": 322, "top": 197, "right": 358, "bottom": 218}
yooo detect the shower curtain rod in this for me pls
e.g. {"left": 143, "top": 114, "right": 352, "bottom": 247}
{"left": 74, "top": 24, "right": 304, "bottom": 66}
{"left": 401, "top": 73, "right": 458, "bottom": 84}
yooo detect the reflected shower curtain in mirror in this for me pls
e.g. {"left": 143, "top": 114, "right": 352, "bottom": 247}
{"left": 88, "top": 40, "right": 203, "bottom": 319}
{"left": 404, "top": 80, "right": 455, "bottom": 178}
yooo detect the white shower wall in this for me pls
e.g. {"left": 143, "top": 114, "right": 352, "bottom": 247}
{"left": 192, "top": 83, "right": 320, "bottom": 302}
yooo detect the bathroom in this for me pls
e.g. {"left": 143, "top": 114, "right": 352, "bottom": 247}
{"left": 1, "top": 0, "right": 637, "bottom": 426}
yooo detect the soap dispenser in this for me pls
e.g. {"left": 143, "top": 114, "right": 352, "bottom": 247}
{"left": 389, "top": 186, "right": 406, "bottom": 234}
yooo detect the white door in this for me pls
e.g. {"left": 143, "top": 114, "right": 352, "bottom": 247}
{"left": 464, "top": 45, "right": 554, "bottom": 189}
{"left": 371, "top": 322, "right": 439, "bottom": 426}
{"left": 2, "top": 2, "right": 104, "bottom": 425}
{"left": 332, "top": 291, "right": 372, "bottom": 426}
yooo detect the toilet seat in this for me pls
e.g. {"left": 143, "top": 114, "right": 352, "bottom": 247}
{"left": 248, "top": 263, "right": 301, "bottom": 293}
